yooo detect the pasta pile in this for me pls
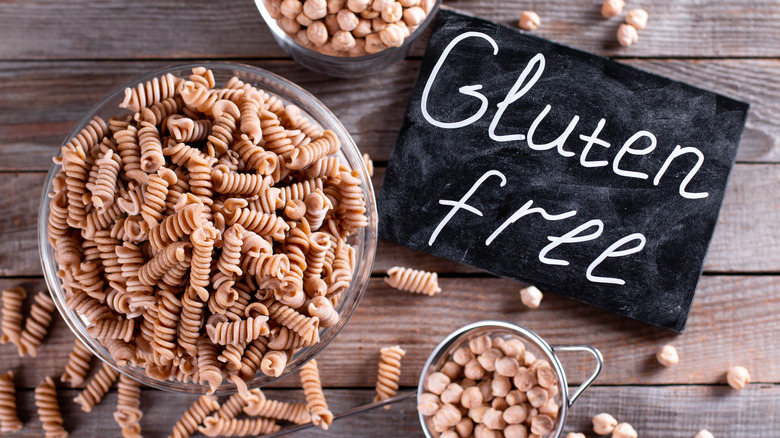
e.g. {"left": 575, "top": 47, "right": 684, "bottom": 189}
{"left": 46, "top": 66, "right": 369, "bottom": 392}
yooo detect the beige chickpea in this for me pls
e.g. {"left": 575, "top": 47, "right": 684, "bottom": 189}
{"left": 395, "top": 19, "right": 410, "bottom": 37}
{"left": 303, "top": 0, "right": 328, "bottom": 19}
{"left": 459, "top": 378, "right": 476, "bottom": 388}
{"left": 327, "top": 0, "right": 345, "bottom": 13}
{"left": 617, "top": 23, "right": 639, "bottom": 47}
{"left": 266, "top": 0, "right": 284, "bottom": 18}
{"left": 524, "top": 351, "right": 537, "bottom": 367}
{"left": 546, "top": 383, "right": 559, "bottom": 399}
{"left": 352, "top": 18, "right": 372, "bottom": 37}
{"left": 381, "top": 1, "right": 403, "bottom": 23}
{"left": 601, "top": 0, "right": 625, "bottom": 18}
{"left": 434, "top": 403, "right": 463, "bottom": 429}
{"left": 566, "top": 434, "right": 586, "bottom": 438}
{"left": 504, "top": 424, "right": 529, "bottom": 438}
{"left": 426, "top": 372, "right": 451, "bottom": 395}
{"left": 513, "top": 367, "right": 537, "bottom": 392}
{"left": 331, "top": 30, "right": 356, "bottom": 51}
{"left": 281, "top": 0, "right": 303, "bottom": 19}
{"left": 470, "top": 335, "right": 493, "bottom": 355}
{"left": 593, "top": 413, "right": 618, "bottom": 435}
{"left": 520, "top": 285, "right": 543, "bottom": 308}
{"left": 278, "top": 16, "right": 302, "bottom": 35}
{"left": 455, "top": 418, "right": 474, "bottom": 438}
{"left": 482, "top": 408, "right": 507, "bottom": 430}
{"left": 347, "top": 0, "right": 370, "bottom": 12}
{"left": 441, "top": 361, "right": 463, "bottom": 381}
{"left": 433, "top": 419, "right": 449, "bottom": 434}
{"left": 464, "top": 359, "right": 486, "bottom": 380}
{"left": 526, "top": 407, "right": 538, "bottom": 424}
{"left": 491, "top": 396, "right": 508, "bottom": 411}
{"left": 495, "top": 356, "right": 521, "bottom": 377}
{"left": 518, "top": 11, "right": 541, "bottom": 31}
{"left": 361, "top": 8, "right": 380, "bottom": 19}
{"left": 372, "top": 0, "right": 392, "bottom": 11}
{"left": 535, "top": 361, "right": 557, "bottom": 388}
{"left": 440, "top": 431, "right": 459, "bottom": 438}
{"left": 625, "top": 8, "right": 648, "bottom": 29}
{"left": 379, "top": 23, "right": 405, "bottom": 47}
{"left": 294, "top": 29, "right": 313, "bottom": 47}
{"left": 372, "top": 17, "right": 387, "bottom": 32}
{"left": 695, "top": 430, "right": 714, "bottom": 438}
{"left": 506, "top": 389, "right": 527, "bottom": 406}
{"left": 399, "top": 0, "right": 419, "bottom": 6}
{"left": 468, "top": 404, "right": 490, "bottom": 424}
{"left": 337, "top": 8, "right": 360, "bottom": 31}
{"left": 474, "top": 424, "right": 502, "bottom": 438}
{"left": 612, "top": 422, "right": 638, "bottom": 438}
{"left": 477, "top": 348, "right": 503, "bottom": 372}
{"left": 297, "top": 12, "right": 314, "bottom": 26}
{"left": 501, "top": 338, "right": 526, "bottom": 360}
{"left": 441, "top": 383, "right": 464, "bottom": 405}
{"left": 453, "top": 347, "right": 476, "bottom": 366}
{"left": 461, "top": 386, "right": 484, "bottom": 410}
{"left": 324, "top": 13, "right": 340, "bottom": 33}
{"left": 526, "top": 386, "right": 549, "bottom": 408}
{"left": 478, "top": 380, "right": 494, "bottom": 403}
{"left": 316, "top": 41, "right": 339, "bottom": 55}
{"left": 306, "top": 21, "right": 329, "bottom": 45}
{"left": 530, "top": 414, "right": 555, "bottom": 436}
{"left": 727, "top": 365, "right": 751, "bottom": 390}
{"left": 503, "top": 404, "right": 528, "bottom": 424}
{"left": 417, "top": 392, "right": 441, "bottom": 416}
{"left": 656, "top": 344, "right": 679, "bottom": 367}
{"left": 347, "top": 37, "right": 367, "bottom": 56}
{"left": 538, "top": 397, "right": 559, "bottom": 418}
{"left": 491, "top": 375, "right": 512, "bottom": 398}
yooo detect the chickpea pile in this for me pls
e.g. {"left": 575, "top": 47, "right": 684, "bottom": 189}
{"left": 418, "top": 334, "right": 561, "bottom": 438}
{"left": 264, "top": 0, "right": 436, "bottom": 56}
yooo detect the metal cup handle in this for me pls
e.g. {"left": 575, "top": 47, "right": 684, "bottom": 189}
{"left": 551, "top": 344, "right": 603, "bottom": 407}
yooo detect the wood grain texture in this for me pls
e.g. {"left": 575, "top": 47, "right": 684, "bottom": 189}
{"left": 1, "top": 1, "right": 779, "bottom": 60}
{"left": 2, "top": 275, "right": 778, "bottom": 388}
{"left": 1, "top": 59, "right": 779, "bottom": 171}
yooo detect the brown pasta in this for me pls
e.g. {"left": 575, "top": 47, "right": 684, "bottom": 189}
{"left": 138, "top": 121, "right": 165, "bottom": 173}
{"left": 198, "top": 416, "right": 279, "bottom": 437}
{"left": 61, "top": 338, "right": 94, "bottom": 387}
{"left": 207, "top": 100, "right": 241, "bottom": 157}
{"left": 243, "top": 389, "right": 311, "bottom": 424}
{"left": 114, "top": 374, "right": 143, "bottom": 438}
{"left": 385, "top": 266, "right": 442, "bottom": 296}
{"left": 198, "top": 336, "right": 223, "bottom": 394}
{"left": 0, "top": 287, "right": 26, "bottom": 348}
{"left": 141, "top": 167, "right": 177, "bottom": 227}
{"left": 239, "top": 89, "right": 263, "bottom": 144}
{"left": 288, "top": 130, "right": 340, "bottom": 170}
{"left": 265, "top": 299, "right": 320, "bottom": 340}
{"left": 35, "top": 376, "right": 68, "bottom": 438}
{"left": 86, "top": 317, "right": 135, "bottom": 343}
{"left": 375, "top": 345, "right": 406, "bottom": 403}
{"left": 300, "top": 359, "right": 333, "bottom": 430}
{"left": 120, "top": 73, "right": 180, "bottom": 113}
{"left": 206, "top": 316, "right": 270, "bottom": 345}
{"left": 261, "top": 349, "right": 289, "bottom": 378}
{"left": 74, "top": 363, "right": 120, "bottom": 412}
{"left": 90, "top": 149, "right": 122, "bottom": 212}
{"left": 18, "top": 291, "right": 57, "bottom": 357}
{"left": 169, "top": 395, "right": 220, "bottom": 438}
{"left": 0, "top": 371, "right": 22, "bottom": 433}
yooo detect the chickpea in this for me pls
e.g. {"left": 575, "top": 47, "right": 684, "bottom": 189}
{"left": 433, "top": 403, "right": 463, "bottom": 429}
{"left": 470, "top": 335, "right": 493, "bottom": 355}
{"left": 399, "top": 0, "right": 418, "bottom": 6}
{"left": 612, "top": 422, "right": 638, "bottom": 438}
{"left": 440, "top": 431, "right": 458, "bottom": 438}
{"left": 417, "top": 392, "right": 441, "bottom": 416}
{"left": 306, "top": 21, "right": 329, "bottom": 45}
{"left": 535, "top": 361, "right": 557, "bottom": 388}
{"left": 468, "top": 404, "right": 490, "bottom": 424}
{"left": 474, "top": 424, "right": 501, "bottom": 438}
{"left": 281, "top": 0, "right": 303, "bottom": 19}
{"left": 482, "top": 408, "right": 507, "bottom": 430}
{"left": 372, "top": 0, "right": 392, "bottom": 11}
{"left": 617, "top": 23, "right": 639, "bottom": 47}
{"left": 441, "top": 361, "right": 463, "bottom": 381}
{"left": 324, "top": 14, "right": 341, "bottom": 34}
{"left": 379, "top": 23, "right": 405, "bottom": 47}
{"left": 538, "top": 397, "right": 559, "bottom": 419}
{"left": 566, "top": 434, "right": 586, "bottom": 438}
{"left": 316, "top": 41, "right": 339, "bottom": 55}
{"left": 303, "top": 0, "right": 328, "bottom": 19}
{"left": 513, "top": 367, "right": 537, "bottom": 392}
{"left": 347, "top": 0, "right": 370, "bottom": 13}
{"left": 524, "top": 351, "right": 537, "bottom": 367}
{"left": 441, "top": 383, "right": 465, "bottom": 405}
{"left": 426, "top": 372, "right": 451, "bottom": 395}
{"left": 518, "top": 11, "right": 540, "bottom": 31}
{"left": 601, "top": 0, "right": 625, "bottom": 18}
{"left": 372, "top": 17, "right": 387, "bottom": 32}
{"left": 361, "top": 8, "right": 380, "bottom": 19}
{"left": 459, "top": 378, "right": 476, "bottom": 389}
{"left": 453, "top": 347, "right": 476, "bottom": 366}
{"left": 491, "top": 396, "right": 508, "bottom": 411}
{"left": 347, "top": 37, "right": 367, "bottom": 56}
{"left": 695, "top": 430, "right": 715, "bottom": 438}
{"left": 625, "top": 8, "right": 648, "bottom": 29}
{"left": 294, "top": 29, "right": 313, "bottom": 47}
{"left": 504, "top": 424, "right": 529, "bottom": 438}
{"left": 530, "top": 414, "right": 555, "bottom": 436}
{"left": 501, "top": 338, "right": 526, "bottom": 360}
{"left": 496, "top": 356, "right": 521, "bottom": 377}
{"left": 327, "top": 0, "right": 344, "bottom": 12}
{"left": 727, "top": 365, "right": 751, "bottom": 390}
{"left": 464, "top": 359, "right": 486, "bottom": 380}
{"left": 352, "top": 18, "right": 372, "bottom": 37}
{"left": 395, "top": 19, "right": 410, "bottom": 37}
{"left": 266, "top": 0, "right": 283, "bottom": 19}
{"left": 520, "top": 285, "right": 543, "bottom": 308}
{"left": 478, "top": 380, "right": 494, "bottom": 403}
{"left": 478, "top": 348, "right": 503, "bottom": 372}
{"left": 503, "top": 404, "right": 528, "bottom": 424}
{"left": 526, "top": 386, "right": 548, "bottom": 408}
{"left": 336, "top": 8, "right": 359, "bottom": 31}
{"left": 506, "top": 389, "right": 527, "bottom": 406}
{"left": 381, "top": 1, "right": 403, "bottom": 23}
{"left": 455, "top": 418, "right": 474, "bottom": 438}
{"left": 461, "top": 386, "right": 483, "bottom": 409}
{"left": 593, "top": 413, "right": 618, "bottom": 435}
{"left": 546, "top": 384, "right": 559, "bottom": 399}
{"left": 331, "top": 30, "right": 356, "bottom": 51}
{"left": 297, "top": 11, "right": 314, "bottom": 26}
{"left": 278, "top": 16, "right": 302, "bottom": 34}
{"left": 656, "top": 344, "right": 679, "bottom": 367}
{"left": 491, "top": 375, "right": 511, "bottom": 398}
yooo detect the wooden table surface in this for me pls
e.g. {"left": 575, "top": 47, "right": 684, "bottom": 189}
{"left": 1, "top": 0, "right": 779, "bottom": 437}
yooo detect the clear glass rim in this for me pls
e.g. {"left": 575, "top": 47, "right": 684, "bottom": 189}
{"left": 39, "top": 61, "right": 378, "bottom": 394}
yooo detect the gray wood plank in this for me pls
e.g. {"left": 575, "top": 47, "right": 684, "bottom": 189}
{"left": 2, "top": 275, "right": 779, "bottom": 388}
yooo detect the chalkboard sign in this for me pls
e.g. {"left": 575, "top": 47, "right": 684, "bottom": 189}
{"left": 377, "top": 9, "right": 749, "bottom": 332}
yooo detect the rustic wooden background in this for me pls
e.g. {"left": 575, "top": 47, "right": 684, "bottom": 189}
{"left": 1, "top": 0, "right": 779, "bottom": 436}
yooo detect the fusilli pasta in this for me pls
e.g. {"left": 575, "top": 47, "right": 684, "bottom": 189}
{"left": 384, "top": 266, "right": 441, "bottom": 296}
{"left": 61, "top": 338, "right": 93, "bottom": 387}
{"left": 18, "top": 291, "right": 56, "bottom": 357}
{"left": 0, "top": 371, "right": 22, "bottom": 433}
{"left": 0, "top": 287, "right": 26, "bottom": 348}
{"left": 35, "top": 376, "right": 68, "bottom": 438}
{"left": 299, "top": 359, "right": 333, "bottom": 430}
{"left": 374, "top": 345, "right": 406, "bottom": 403}
{"left": 74, "top": 363, "right": 120, "bottom": 412}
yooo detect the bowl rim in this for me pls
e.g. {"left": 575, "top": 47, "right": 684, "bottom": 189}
{"left": 38, "top": 61, "right": 378, "bottom": 394}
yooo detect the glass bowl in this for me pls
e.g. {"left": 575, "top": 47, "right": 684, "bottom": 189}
{"left": 254, "top": 0, "right": 442, "bottom": 77}
{"left": 417, "top": 321, "right": 603, "bottom": 438}
{"left": 38, "top": 62, "right": 378, "bottom": 394}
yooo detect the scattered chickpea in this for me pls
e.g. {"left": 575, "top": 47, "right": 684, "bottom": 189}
{"left": 505, "top": 389, "right": 527, "bottom": 406}
{"left": 593, "top": 413, "right": 618, "bottom": 435}
{"left": 617, "top": 23, "right": 639, "bottom": 47}
{"left": 656, "top": 344, "right": 679, "bottom": 367}
{"left": 523, "top": 350, "right": 537, "bottom": 367}
{"left": 518, "top": 11, "right": 541, "bottom": 31}
{"left": 727, "top": 365, "right": 751, "bottom": 390}
{"left": 417, "top": 392, "right": 441, "bottom": 416}
{"left": 461, "top": 386, "right": 484, "bottom": 410}
{"left": 601, "top": 0, "right": 625, "bottom": 18}
{"left": 478, "top": 380, "right": 494, "bottom": 403}
{"left": 612, "top": 422, "right": 638, "bottom": 438}
{"left": 297, "top": 12, "right": 314, "bottom": 26}
{"left": 520, "top": 286, "right": 543, "bottom": 309}
{"left": 504, "top": 424, "right": 530, "bottom": 438}
{"left": 327, "top": 0, "right": 345, "bottom": 14}
{"left": 695, "top": 430, "right": 715, "bottom": 438}
{"left": 336, "top": 8, "right": 360, "bottom": 30}
{"left": 279, "top": 16, "right": 302, "bottom": 35}
{"left": 625, "top": 9, "right": 649, "bottom": 30}
{"left": 567, "top": 434, "right": 587, "bottom": 438}
{"left": 535, "top": 361, "right": 557, "bottom": 388}
{"left": 352, "top": 18, "right": 373, "bottom": 37}
{"left": 403, "top": 6, "right": 426, "bottom": 26}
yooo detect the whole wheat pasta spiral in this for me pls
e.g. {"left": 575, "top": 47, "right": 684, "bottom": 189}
{"left": 243, "top": 390, "right": 311, "bottom": 424}
{"left": 260, "top": 349, "right": 289, "bottom": 378}
{"left": 338, "top": 169, "right": 368, "bottom": 233}
{"left": 162, "top": 140, "right": 214, "bottom": 168}
{"left": 90, "top": 149, "right": 122, "bottom": 211}
{"left": 114, "top": 125, "right": 145, "bottom": 184}
{"left": 74, "top": 363, "right": 119, "bottom": 412}
{"left": 0, "top": 371, "right": 22, "bottom": 433}
{"left": 282, "top": 103, "right": 322, "bottom": 139}
{"left": 268, "top": 325, "right": 319, "bottom": 350}
{"left": 47, "top": 191, "right": 70, "bottom": 246}
{"left": 239, "top": 89, "right": 263, "bottom": 144}
{"left": 35, "top": 376, "right": 68, "bottom": 438}
{"left": 305, "top": 156, "right": 343, "bottom": 179}
{"left": 206, "top": 316, "right": 269, "bottom": 345}
{"left": 199, "top": 416, "right": 279, "bottom": 437}
{"left": 60, "top": 146, "right": 89, "bottom": 228}
{"left": 225, "top": 207, "right": 288, "bottom": 241}
{"left": 300, "top": 359, "right": 333, "bottom": 430}
{"left": 304, "top": 190, "right": 331, "bottom": 231}
{"left": 238, "top": 337, "right": 269, "bottom": 381}
{"left": 207, "top": 100, "right": 240, "bottom": 158}
{"left": 213, "top": 391, "right": 249, "bottom": 421}
{"left": 18, "top": 291, "right": 56, "bottom": 357}
{"left": 197, "top": 336, "right": 223, "bottom": 394}
{"left": 374, "top": 345, "right": 406, "bottom": 403}
{"left": 153, "top": 290, "right": 183, "bottom": 364}
{"left": 61, "top": 338, "right": 93, "bottom": 387}
{"left": 169, "top": 395, "right": 220, "bottom": 438}
{"left": 141, "top": 168, "right": 177, "bottom": 227}
{"left": 260, "top": 109, "right": 294, "bottom": 159}
{"left": 179, "top": 78, "right": 218, "bottom": 116}
{"left": 248, "top": 187, "right": 284, "bottom": 214}
{"left": 114, "top": 374, "right": 143, "bottom": 438}
{"left": 189, "top": 224, "right": 217, "bottom": 301}
{"left": 178, "top": 287, "right": 205, "bottom": 357}
{"left": 213, "top": 167, "right": 274, "bottom": 196}
{"left": 86, "top": 317, "right": 135, "bottom": 343}
{"left": 137, "top": 95, "right": 184, "bottom": 125}
{"left": 266, "top": 299, "right": 319, "bottom": 340}
{"left": 288, "top": 130, "right": 340, "bottom": 170}
{"left": 138, "top": 121, "right": 165, "bottom": 173}
{"left": 278, "top": 177, "right": 324, "bottom": 206}
{"left": 120, "top": 72, "right": 180, "bottom": 113}
{"left": 307, "top": 295, "right": 339, "bottom": 328}
{"left": 304, "top": 231, "right": 331, "bottom": 280}
{"left": 231, "top": 135, "right": 278, "bottom": 176}
{"left": 138, "top": 241, "right": 191, "bottom": 286}
{"left": 186, "top": 154, "right": 215, "bottom": 214}
{"left": 0, "top": 287, "right": 26, "bottom": 347}
{"left": 148, "top": 203, "right": 204, "bottom": 250}
{"left": 167, "top": 114, "right": 212, "bottom": 143}
{"left": 385, "top": 266, "right": 441, "bottom": 296}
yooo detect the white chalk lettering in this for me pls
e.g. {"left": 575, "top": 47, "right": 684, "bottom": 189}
{"left": 613, "top": 130, "right": 657, "bottom": 179}
{"left": 653, "top": 145, "right": 709, "bottom": 199}
{"left": 485, "top": 200, "right": 577, "bottom": 246}
{"left": 586, "top": 233, "right": 647, "bottom": 285}
{"left": 428, "top": 170, "right": 507, "bottom": 246}
{"left": 539, "top": 219, "right": 604, "bottom": 266}
{"left": 526, "top": 105, "right": 580, "bottom": 158}
{"left": 489, "top": 53, "right": 546, "bottom": 143}
{"left": 579, "top": 118, "right": 611, "bottom": 168}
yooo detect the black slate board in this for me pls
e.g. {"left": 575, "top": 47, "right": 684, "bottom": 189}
{"left": 377, "top": 9, "right": 749, "bottom": 332}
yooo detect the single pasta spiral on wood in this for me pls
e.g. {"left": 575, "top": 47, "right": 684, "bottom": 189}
{"left": 385, "top": 266, "right": 441, "bottom": 296}
{"left": 35, "top": 376, "right": 68, "bottom": 438}
{"left": 114, "top": 374, "right": 143, "bottom": 438}
{"left": 0, "top": 371, "right": 22, "bottom": 433}
{"left": 74, "top": 363, "right": 119, "bottom": 412}
{"left": 169, "top": 395, "right": 219, "bottom": 438}
{"left": 300, "top": 359, "right": 333, "bottom": 430}
{"left": 243, "top": 389, "right": 311, "bottom": 424}
{"left": 18, "top": 291, "right": 57, "bottom": 357}
{"left": 374, "top": 345, "right": 406, "bottom": 403}
{"left": 61, "top": 338, "right": 93, "bottom": 387}
{"left": 0, "top": 287, "right": 26, "bottom": 348}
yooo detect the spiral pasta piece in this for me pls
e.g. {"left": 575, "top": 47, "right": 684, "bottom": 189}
{"left": 213, "top": 167, "right": 274, "bottom": 196}
{"left": 120, "top": 73, "right": 180, "bottom": 113}
{"left": 114, "top": 374, "right": 143, "bottom": 438}
{"left": 247, "top": 187, "right": 284, "bottom": 214}
{"left": 207, "top": 100, "right": 240, "bottom": 158}
{"left": 260, "top": 109, "right": 293, "bottom": 160}
{"left": 239, "top": 89, "right": 263, "bottom": 144}
{"left": 66, "top": 288, "right": 112, "bottom": 323}
{"left": 268, "top": 325, "right": 318, "bottom": 350}
{"left": 282, "top": 104, "right": 322, "bottom": 139}
{"left": 153, "top": 290, "right": 183, "bottom": 364}
{"left": 186, "top": 154, "right": 215, "bottom": 215}
{"left": 138, "top": 121, "right": 165, "bottom": 173}
{"left": 239, "top": 337, "right": 269, "bottom": 381}
{"left": 90, "top": 149, "right": 122, "bottom": 212}
{"left": 18, "top": 291, "right": 56, "bottom": 357}
{"left": 374, "top": 345, "right": 406, "bottom": 403}
{"left": 230, "top": 134, "right": 278, "bottom": 175}
{"left": 225, "top": 207, "right": 288, "bottom": 242}
{"left": 362, "top": 152, "right": 374, "bottom": 177}
{"left": 179, "top": 78, "right": 218, "bottom": 116}
{"left": 303, "top": 190, "right": 331, "bottom": 231}
{"left": 137, "top": 95, "right": 184, "bottom": 126}
{"left": 169, "top": 395, "right": 220, "bottom": 438}
{"left": 218, "top": 341, "right": 248, "bottom": 371}
{"left": 47, "top": 191, "right": 70, "bottom": 246}
{"left": 74, "top": 363, "right": 119, "bottom": 412}
{"left": 278, "top": 177, "right": 324, "bottom": 206}
{"left": 148, "top": 203, "right": 204, "bottom": 250}
{"left": 60, "top": 145, "right": 89, "bottom": 228}
{"left": 0, "top": 287, "right": 26, "bottom": 347}
{"left": 307, "top": 295, "right": 339, "bottom": 328}
{"left": 35, "top": 376, "right": 68, "bottom": 438}
{"left": 300, "top": 359, "right": 333, "bottom": 430}
{"left": 61, "top": 338, "right": 93, "bottom": 387}
{"left": 384, "top": 266, "right": 441, "bottom": 296}
{"left": 0, "top": 371, "right": 22, "bottom": 433}
{"left": 305, "top": 156, "right": 344, "bottom": 179}
{"left": 138, "top": 241, "right": 190, "bottom": 286}
{"left": 189, "top": 223, "right": 217, "bottom": 301}
{"left": 163, "top": 140, "right": 214, "bottom": 168}
{"left": 260, "top": 350, "right": 289, "bottom": 378}
{"left": 141, "top": 167, "right": 177, "bottom": 227}
{"left": 197, "top": 336, "right": 223, "bottom": 394}
{"left": 288, "top": 130, "right": 340, "bottom": 170}
{"left": 86, "top": 317, "right": 135, "bottom": 343}
{"left": 114, "top": 125, "right": 145, "bottom": 184}
{"left": 199, "top": 416, "right": 279, "bottom": 437}
{"left": 266, "top": 299, "right": 319, "bottom": 341}
{"left": 206, "top": 316, "right": 269, "bottom": 346}
{"left": 243, "top": 390, "right": 311, "bottom": 424}
{"left": 304, "top": 231, "right": 331, "bottom": 280}
{"left": 178, "top": 286, "right": 205, "bottom": 357}
{"left": 166, "top": 114, "right": 212, "bottom": 143}
{"left": 338, "top": 169, "right": 368, "bottom": 233}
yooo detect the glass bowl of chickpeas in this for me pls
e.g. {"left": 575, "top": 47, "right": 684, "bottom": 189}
{"left": 254, "top": 0, "right": 441, "bottom": 77}
{"left": 416, "top": 321, "right": 604, "bottom": 438}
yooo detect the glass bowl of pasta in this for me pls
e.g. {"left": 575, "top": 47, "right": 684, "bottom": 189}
{"left": 254, "top": 0, "right": 441, "bottom": 77}
{"left": 38, "top": 62, "right": 378, "bottom": 394}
